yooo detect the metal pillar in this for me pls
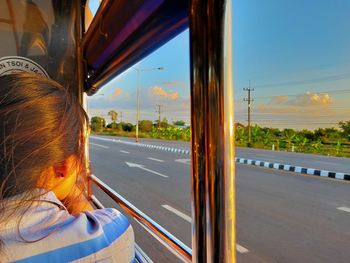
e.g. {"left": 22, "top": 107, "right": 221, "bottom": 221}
{"left": 189, "top": 0, "right": 236, "bottom": 262}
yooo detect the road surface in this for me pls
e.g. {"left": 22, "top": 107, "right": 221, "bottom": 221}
{"left": 93, "top": 135, "right": 350, "bottom": 174}
{"left": 89, "top": 135, "right": 350, "bottom": 263}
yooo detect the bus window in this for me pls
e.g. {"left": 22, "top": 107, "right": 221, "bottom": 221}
{"left": 85, "top": 0, "right": 102, "bottom": 31}
{"left": 88, "top": 30, "right": 192, "bottom": 262}
{"left": 86, "top": 1, "right": 350, "bottom": 262}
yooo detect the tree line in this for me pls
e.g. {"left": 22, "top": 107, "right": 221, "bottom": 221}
{"left": 90, "top": 110, "right": 350, "bottom": 157}
{"left": 235, "top": 121, "right": 350, "bottom": 157}
{"left": 90, "top": 111, "right": 190, "bottom": 141}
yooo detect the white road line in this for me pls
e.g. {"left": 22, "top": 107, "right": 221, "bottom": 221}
{"left": 162, "top": 205, "right": 192, "bottom": 223}
{"left": 148, "top": 157, "right": 164, "bottom": 162}
{"left": 120, "top": 150, "right": 130, "bottom": 154}
{"left": 162, "top": 204, "right": 249, "bottom": 254}
{"left": 337, "top": 207, "right": 350, "bottom": 213}
{"left": 236, "top": 244, "right": 249, "bottom": 254}
{"left": 125, "top": 162, "right": 168, "bottom": 178}
{"left": 175, "top": 158, "right": 191, "bottom": 165}
{"left": 89, "top": 142, "right": 109, "bottom": 149}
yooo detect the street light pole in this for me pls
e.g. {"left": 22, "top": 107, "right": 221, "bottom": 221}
{"left": 135, "top": 68, "right": 140, "bottom": 143}
{"left": 134, "top": 67, "right": 164, "bottom": 143}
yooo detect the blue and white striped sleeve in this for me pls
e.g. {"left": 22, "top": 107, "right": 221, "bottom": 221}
{"left": 13, "top": 208, "right": 135, "bottom": 263}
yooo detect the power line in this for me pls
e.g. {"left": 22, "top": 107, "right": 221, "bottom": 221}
{"left": 252, "top": 73, "right": 350, "bottom": 89}
{"left": 254, "top": 89, "right": 350, "bottom": 100}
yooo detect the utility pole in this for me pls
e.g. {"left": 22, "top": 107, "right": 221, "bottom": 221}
{"left": 133, "top": 67, "right": 164, "bottom": 143}
{"left": 156, "top": 104, "right": 163, "bottom": 129}
{"left": 119, "top": 111, "right": 123, "bottom": 123}
{"left": 243, "top": 81, "right": 254, "bottom": 147}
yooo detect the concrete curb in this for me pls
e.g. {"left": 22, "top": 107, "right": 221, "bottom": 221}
{"left": 236, "top": 157, "right": 350, "bottom": 181}
{"left": 90, "top": 136, "right": 191, "bottom": 155}
{"left": 90, "top": 136, "right": 350, "bottom": 181}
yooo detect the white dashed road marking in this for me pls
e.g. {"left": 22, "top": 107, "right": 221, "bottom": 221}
{"left": 175, "top": 158, "right": 191, "bottom": 165}
{"left": 147, "top": 157, "right": 164, "bottom": 162}
{"left": 162, "top": 204, "right": 249, "bottom": 254}
{"left": 125, "top": 162, "right": 168, "bottom": 178}
{"left": 337, "top": 207, "right": 350, "bottom": 213}
{"left": 89, "top": 142, "right": 109, "bottom": 149}
{"left": 162, "top": 205, "right": 192, "bottom": 223}
{"left": 236, "top": 244, "right": 249, "bottom": 254}
{"left": 120, "top": 150, "right": 130, "bottom": 154}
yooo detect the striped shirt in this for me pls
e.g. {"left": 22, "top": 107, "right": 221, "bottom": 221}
{"left": 0, "top": 190, "right": 135, "bottom": 262}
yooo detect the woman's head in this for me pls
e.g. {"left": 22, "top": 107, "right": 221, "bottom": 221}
{"left": 0, "top": 72, "right": 88, "bottom": 202}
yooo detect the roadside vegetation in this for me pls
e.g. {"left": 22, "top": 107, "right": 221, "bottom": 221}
{"left": 90, "top": 116, "right": 191, "bottom": 141}
{"left": 90, "top": 113, "right": 350, "bottom": 158}
{"left": 234, "top": 121, "right": 350, "bottom": 157}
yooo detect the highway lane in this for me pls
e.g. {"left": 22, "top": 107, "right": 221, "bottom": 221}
{"left": 92, "top": 135, "right": 350, "bottom": 173}
{"left": 89, "top": 137, "right": 350, "bottom": 263}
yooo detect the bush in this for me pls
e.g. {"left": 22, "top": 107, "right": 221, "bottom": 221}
{"left": 122, "top": 123, "right": 135, "bottom": 132}
{"left": 91, "top": 116, "right": 105, "bottom": 132}
{"left": 139, "top": 120, "right": 153, "bottom": 132}
{"left": 107, "top": 122, "right": 122, "bottom": 130}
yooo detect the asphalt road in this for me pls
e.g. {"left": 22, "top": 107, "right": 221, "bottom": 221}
{"left": 94, "top": 135, "right": 350, "bottom": 174}
{"left": 89, "top": 136, "right": 350, "bottom": 263}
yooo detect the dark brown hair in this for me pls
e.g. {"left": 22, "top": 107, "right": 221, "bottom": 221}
{"left": 0, "top": 72, "right": 88, "bottom": 248}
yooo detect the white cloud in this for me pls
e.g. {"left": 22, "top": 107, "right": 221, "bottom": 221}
{"left": 287, "top": 92, "right": 331, "bottom": 107}
{"left": 151, "top": 86, "right": 179, "bottom": 100}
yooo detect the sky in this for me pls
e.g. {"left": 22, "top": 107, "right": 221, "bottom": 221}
{"left": 88, "top": 0, "right": 350, "bottom": 130}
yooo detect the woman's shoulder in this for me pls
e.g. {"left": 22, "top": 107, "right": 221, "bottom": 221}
{"left": 62, "top": 208, "right": 135, "bottom": 262}
{"left": 1, "top": 202, "right": 134, "bottom": 262}
{"left": 74, "top": 208, "right": 132, "bottom": 241}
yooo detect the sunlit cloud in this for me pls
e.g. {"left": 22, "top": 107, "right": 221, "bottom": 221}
{"left": 266, "top": 92, "right": 332, "bottom": 107}
{"left": 113, "top": 87, "right": 123, "bottom": 98}
{"left": 269, "top": 95, "right": 289, "bottom": 104}
{"left": 168, "top": 92, "right": 179, "bottom": 100}
{"left": 151, "top": 86, "right": 168, "bottom": 97}
{"left": 151, "top": 86, "right": 179, "bottom": 100}
{"left": 256, "top": 103, "right": 298, "bottom": 114}
{"left": 287, "top": 92, "right": 331, "bottom": 107}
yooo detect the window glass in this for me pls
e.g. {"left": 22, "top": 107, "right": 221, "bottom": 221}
{"left": 85, "top": 0, "right": 102, "bottom": 31}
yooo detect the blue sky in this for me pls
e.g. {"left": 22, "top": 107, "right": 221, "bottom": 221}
{"left": 89, "top": 0, "right": 350, "bottom": 130}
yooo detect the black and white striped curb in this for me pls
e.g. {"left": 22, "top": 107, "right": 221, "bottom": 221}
{"left": 90, "top": 136, "right": 350, "bottom": 181}
{"left": 235, "top": 158, "right": 350, "bottom": 181}
{"left": 90, "top": 136, "right": 191, "bottom": 155}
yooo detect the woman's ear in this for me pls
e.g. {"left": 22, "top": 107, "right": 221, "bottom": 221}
{"left": 53, "top": 162, "right": 68, "bottom": 178}
{"left": 53, "top": 155, "right": 79, "bottom": 178}
{"left": 50, "top": 155, "right": 79, "bottom": 200}
{"left": 38, "top": 155, "right": 79, "bottom": 200}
